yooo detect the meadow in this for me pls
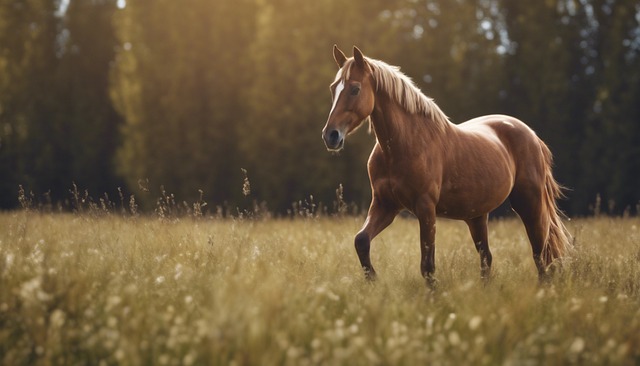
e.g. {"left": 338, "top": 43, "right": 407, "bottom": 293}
{"left": 1, "top": 210, "right": 639, "bottom": 365}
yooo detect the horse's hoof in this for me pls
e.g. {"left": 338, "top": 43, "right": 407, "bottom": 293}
{"left": 364, "top": 271, "right": 377, "bottom": 282}
{"left": 481, "top": 269, "right": 492, "bottom": 285}
{"left": 426, "top": 276, "right": 438, "bottom": 290}
{"left": 538, "top": 273, "right": 552, "bottom": 286}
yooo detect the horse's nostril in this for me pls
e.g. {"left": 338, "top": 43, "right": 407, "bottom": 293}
{"left": 329, "top": 130, "right": 340, "bottom": 143}
{"left": 323, "top": 129, "right": 343, "bottom": 150}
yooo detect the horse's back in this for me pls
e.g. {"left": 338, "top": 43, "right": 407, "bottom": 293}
{"left": 459, "top": 115, "right": 536, "bottom": 141}
{"left": 459, "top": 115, "right": 542, "bottom": 161}
{"left": 459, "top": 114, "right": 548, "bottom": 187}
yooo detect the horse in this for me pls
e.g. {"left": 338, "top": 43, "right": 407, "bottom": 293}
{"left": 321, "top": 45, "right": 571, "bottom": 286}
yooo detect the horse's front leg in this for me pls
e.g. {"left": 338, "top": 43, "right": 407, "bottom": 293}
{"left": 355, "top": 197, "right": 399, "bottom": 280}
{"left": 416, "top": 203, "right": 437, "bottom": 288}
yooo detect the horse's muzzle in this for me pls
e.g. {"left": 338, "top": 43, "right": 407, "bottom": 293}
{"left": 323, "top": 129, "right": 344, "bottom": 151}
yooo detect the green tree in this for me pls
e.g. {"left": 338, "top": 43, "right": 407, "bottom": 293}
{"left": 0, "top": 1, "right": 121, "bottom": 208}
{"left": 1, "top": 0, "right": 638, "bottom": 215}
{"left": 59, "top": 0, "right": 123, "bottom": 198}
{"left": 0, "top": 0, "right": 62, "bottom": 207}
{"left": 499, "top": 0, "right": 640, "bottom": 214}
{"left": 239, "top": 0, "right": 401, "bottom": 212}
{"left": 499, "top": 0, "right": 594, "bottom": 214}
{"left": 111, "top": 0, "right": 257, "bottom": 208}
{"left": 392, "top": 0, "right": 506, "bottom": 122}
{"left": 580, "top": 0, "right": 640, "bottom": 214}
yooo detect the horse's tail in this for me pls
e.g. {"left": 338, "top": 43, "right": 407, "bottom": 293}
{"left": 539, "top": 141, "right": 572, "bottom": 266}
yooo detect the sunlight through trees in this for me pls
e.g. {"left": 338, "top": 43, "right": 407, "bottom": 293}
{"left": 1, "top": 0, "right": 639, "bottom": 214}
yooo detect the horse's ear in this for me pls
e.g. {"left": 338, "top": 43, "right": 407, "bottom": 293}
{"left": 333, "top": 45, "right": 347, "bottom": 68}
{"left": 353, "top": 46, "right": 366, "bottom": 69}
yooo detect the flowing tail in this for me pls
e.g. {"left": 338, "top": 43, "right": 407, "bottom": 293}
{"left": 540, "top": 142, "right": 572, "bottom": 266}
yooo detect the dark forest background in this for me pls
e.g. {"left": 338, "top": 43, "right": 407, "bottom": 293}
{"left": 1, "top": 0, "right": 639, "bottom": 216}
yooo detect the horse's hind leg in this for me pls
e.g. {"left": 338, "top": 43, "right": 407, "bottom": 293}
{"left": 465, "top": 214, "right": 492, "bottom": 280}
{"left": 510, "top": 188, "right": 550, "bottom": 281}
{"left": 415, "top": 201, "right": 438, "bottom": 288}
{"left": 354, "top": 198, "right": 399, "bottom": 280}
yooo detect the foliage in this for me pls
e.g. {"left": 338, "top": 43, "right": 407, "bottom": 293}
{"left": 0, "top": 0, "right": 122, "bottom": 208}
{"left": 1, "top": 0, "right": 639, "bottom": 214}
{"left": 111, "top": 0, "right": 257, "bottom": 207}
{"left": 1, "top": 212, "right": 639, "bottom": 364}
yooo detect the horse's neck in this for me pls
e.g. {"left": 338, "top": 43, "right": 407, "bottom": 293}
{"left": 370, "top": 95, "right": 447, "bottom": 158}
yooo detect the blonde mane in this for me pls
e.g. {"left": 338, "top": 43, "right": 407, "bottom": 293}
{"left": 342, "top": 57, "right": 451, "bottom": 132}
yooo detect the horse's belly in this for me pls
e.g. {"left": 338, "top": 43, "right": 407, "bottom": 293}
{"left": 435, "top": 195, "right": 508, "bottom": 219}
{"left": 436, "top": 164, "right": 514, "bottom": 219}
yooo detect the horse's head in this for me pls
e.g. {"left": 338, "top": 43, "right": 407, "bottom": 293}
{"left": 322, "top": 45, "right": 375, "bottom": 151}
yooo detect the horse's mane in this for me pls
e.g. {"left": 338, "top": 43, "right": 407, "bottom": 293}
{"left": 342, "top": 57, "right": 451, "bottom": 132}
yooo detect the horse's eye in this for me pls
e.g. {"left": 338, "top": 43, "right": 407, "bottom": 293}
{"left": 351, "top": 86, "right": 361, "bottom": 96}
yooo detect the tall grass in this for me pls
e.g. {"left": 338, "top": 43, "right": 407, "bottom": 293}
{"left": 1, "top": 210, "right": 639, "bottom": 365}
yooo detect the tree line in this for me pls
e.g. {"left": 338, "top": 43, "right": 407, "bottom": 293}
{"left": 1, "top": 0, "right": 639, "bottom": 215}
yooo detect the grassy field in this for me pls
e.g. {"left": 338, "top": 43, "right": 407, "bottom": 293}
{"left": 1, "top": 211, "right": 639, "bottom": 365}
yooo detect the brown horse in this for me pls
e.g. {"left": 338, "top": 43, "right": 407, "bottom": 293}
{"left": 322, "top": 46, "right": 570, "bottom": 285}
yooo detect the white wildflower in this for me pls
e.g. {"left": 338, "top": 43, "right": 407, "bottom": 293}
{"left": 19, "top": 276, "right": 52, "bottom": 303}
{"left": 448, "top": 331, "right": 461, "bottom": 346}
{"left": 569, "top": 337, "right": 585, "bottom": 353}
{"left": 468, "top": 316, "right": 482, "bottom": 331}
{"left": 50, "top": 309, "right": 66, "bottom": 328}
